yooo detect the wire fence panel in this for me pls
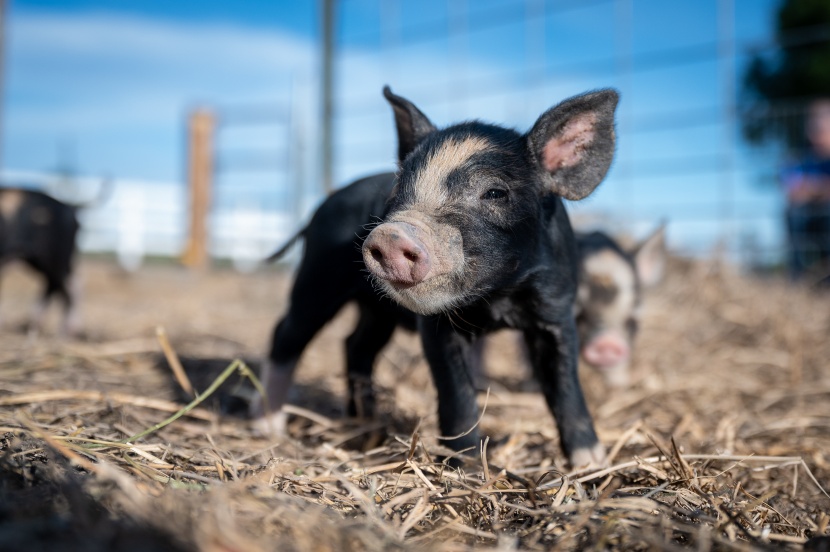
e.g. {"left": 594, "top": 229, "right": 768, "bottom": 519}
{"left": 331, "top": 0, "right": 805, "bottom": 270}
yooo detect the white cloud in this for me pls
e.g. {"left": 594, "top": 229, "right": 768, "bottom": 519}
{"left": 8, "top": 11, "right": 317, "bottom": 128}
{"left": 11, "top": 11, "right": 316, "bottom": 71}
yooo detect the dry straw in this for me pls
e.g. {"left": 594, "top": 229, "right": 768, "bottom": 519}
{"left": 1, "top": 257, "right": 829, "bottom": 550}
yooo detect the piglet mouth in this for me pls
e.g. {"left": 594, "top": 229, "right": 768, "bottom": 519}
{"left": 376, "top": 274, "right": 420, "bottom": 293}
{"left": 387, "top": 279, "right": 418, "bottom": 291}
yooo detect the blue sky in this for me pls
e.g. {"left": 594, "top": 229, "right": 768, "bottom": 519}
{"left": 4, "top": 0, "right": 790, "bottom": 259}
{"left": 13, "top": 0, "right": 315, "bottom": 34}
{"left": 6, "top": 1, "right": 317, "bottom": 181}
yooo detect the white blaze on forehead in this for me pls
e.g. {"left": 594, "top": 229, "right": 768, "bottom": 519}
{"left": 583, "top": 249, "right": 637, "bottom": 326}
{"left": 413, "top": 137, "right": 492, "bottom": 208}
{"left": 0, "top": 190, "right": 25, "bottom": 219}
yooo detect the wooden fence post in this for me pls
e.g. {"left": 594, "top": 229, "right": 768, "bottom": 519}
{"left": 182, "top": 109, "right": 214, "bottom": 269}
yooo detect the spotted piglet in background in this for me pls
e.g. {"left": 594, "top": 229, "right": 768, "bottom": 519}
{"left": 575, "top": 225, "right": 666, "bottom": 387}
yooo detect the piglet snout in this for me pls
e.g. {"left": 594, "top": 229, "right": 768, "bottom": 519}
{"left": 363, "top": 222, "right": 432, "bottom": 287}
{"left": 582, "top": 334, "right": 629, "bottom": 369}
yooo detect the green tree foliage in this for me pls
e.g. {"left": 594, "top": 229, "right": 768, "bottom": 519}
{"left": 742, "top": 0, "right": 830, "bottom": 152}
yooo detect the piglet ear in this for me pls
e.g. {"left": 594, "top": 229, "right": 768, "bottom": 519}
{"left": 526, "top": 89, "right": 619, "bottom": 200}
{"left": 383, "top": 86, "right": 437, "bottom": 162}
{"left": 632, "top": 223, "right": 667, "bottom": 288}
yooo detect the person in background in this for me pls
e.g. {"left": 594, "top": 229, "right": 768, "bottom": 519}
{"left": 781, "top": 98, "right": 830, "bottom": 280}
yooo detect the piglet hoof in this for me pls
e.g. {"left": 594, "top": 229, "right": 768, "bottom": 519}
{"left": 248, "top": 392, "right": 288, "bottom": 439}
{"left": 250, "top": 409, "right": 289, "bottom": 440}
{"left": 25, "top": 325, "right": 41, "bottom": 344}
{"left": 569, "top": 442, "right": 607, "bottom": 470}
{"left": 61, "top": 316, "right": 84, "bottom": 341}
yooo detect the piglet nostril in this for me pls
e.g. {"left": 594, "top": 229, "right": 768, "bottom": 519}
{"left": 363, "top": 222, "right": 432, "bottom": 286}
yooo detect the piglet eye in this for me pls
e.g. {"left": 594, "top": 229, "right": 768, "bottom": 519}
{"left": 481, "top": 188, "right": 507, "bottom": 200}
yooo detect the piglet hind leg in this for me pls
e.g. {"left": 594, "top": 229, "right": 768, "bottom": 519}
{"left": 252, "top": 295, "right": 348, "bottom": 438}
{"left": 419, "top": 316, "right": 482, "bottom": 464}
{"left": 251, "top": 243, "right": 356, "bottom": 437}
{"left": 525, "top": 320, "right": 607, "bottom": 469}
{"left": 249, "top": 357, "right": 296, "bottom": 438}
{"left": 58, "top": 272, "right": 83, "bottom": 339}
{"left": 345, "top": 302, "right": 398, "bottom": 419}
{"left": 27, "top": 279, "right": 56, "bottom": 340}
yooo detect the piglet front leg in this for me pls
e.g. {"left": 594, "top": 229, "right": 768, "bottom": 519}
{"left": 525, "top": 317, "right": 606, "bottom": 469}
{"left": 419, "top": 315, "right": 482, "bottom": 459}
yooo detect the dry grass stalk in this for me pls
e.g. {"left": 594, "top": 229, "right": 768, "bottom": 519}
{"left": 0, "top": 258, "right": 828, "bottom": 550}
{"left": 157, "top": 325, "right": 195, "bottom": 398}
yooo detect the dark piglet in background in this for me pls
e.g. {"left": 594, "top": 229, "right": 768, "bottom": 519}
{"left": 574, "top": 225, "right": 666, "bottom": 387}
{"left": 0, "top": 188, "right": 82, "bottom": 336}
{"left": 256, "top": 86, "right": 619, "bottom": 467}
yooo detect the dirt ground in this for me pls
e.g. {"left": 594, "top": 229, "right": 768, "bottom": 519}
{"left": 1, "top": 256, "right": 829, "bottom": 551}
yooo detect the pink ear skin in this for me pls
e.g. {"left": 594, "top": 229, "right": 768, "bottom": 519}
{"left": 633, "top": 224, "right": 667, "bottom": 288}
{"left": 541, "top": 112, "right": 598, "bottom": 172}
{"left": 526, "top": 89, "right": 619, "bottom": 201}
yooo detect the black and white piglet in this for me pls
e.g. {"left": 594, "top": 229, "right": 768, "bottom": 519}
{"left": 0, "top": 188, "right": 82, "bottom": 336}
{"left": 255, "top": 87, "right": 619, "bottom": 467}
{"left": 574, "top": 226, "right": 666, "bottom": 387}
